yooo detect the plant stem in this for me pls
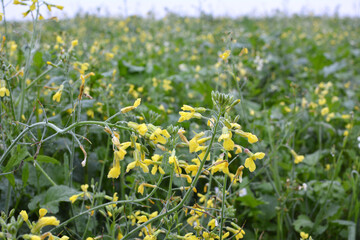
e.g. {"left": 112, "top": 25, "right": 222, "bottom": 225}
{"left": 34, "top": 160, "right": 57, "bottom": 186}
{"left": 219, "top": 173, "right": 227, "bottom": 239}
{"left": 19, "top": 1, "right": 40, "bottom": 119}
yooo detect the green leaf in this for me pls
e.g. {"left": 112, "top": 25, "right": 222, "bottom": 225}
{"left": 4, "top": 145, "right": 29, "bottom": 172}
{"left": 236, "top": 195, "right": 266, "bottom": 208}
{"left": 33, "top": 51, "right": 44, "bottom": 68}
{"left": 40, "top": 185, "right": 80, "bottom": 213}
{"left": 293, "top": 215, "right": 314, "bottom": 232}
{"left": 331, "top": 220, "right": 356, "bottom": 240}
{"left": 5, "top": 174, "right": 15, "bottom": 188}
{"left": 303, "top": 150, "right": 327, "bottom": 166}
{"left": 22, "top": 162, "right": 29, "bottom": 188}
{"left": 25, "top": 155, "right": 60, "bottom": 164}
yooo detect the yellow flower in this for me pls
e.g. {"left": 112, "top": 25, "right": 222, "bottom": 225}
{"left": 55, "top": 5, "right": 64, "bottom": 10}
{"left": 0, "top": 80, "right": 10, "bottom": 97}
{"left": 178, "top": 105, "right": 202, "bottom": 122}
{"left": 185, "top": 158, "right": 200, "bottom": 176}
{"left": 300, "top": 232, "right": 309, "bottom": 239}
{"left": 30, "top": 236, "right": 41, "bottom": 240}
{"left": 144, "top": 154, "right": 165, "bottom": 175}
{"left": 52, "top": 84, "right": 64, "bottom": 102}
{"left": 209, "top": 158, "right": 230, "bottom": 175}
{"left": 318, "top": 98, "right": 326, "bottom": 105}
{"left": 218, "top": 127, "right": 234, "bottom": 151}
{"left": 128, "top": 122, "right": 148, "bottom": 136}
{"left": 39, "top": 208, "right": 47, "bottom": 218}
{"left": 226, "top": 226, "right": 245, "bottom": 239}
{"left": 290, "top": 149, "right": 304, "bottom": 164}
{"left": 30, "top": 3, "right": 35, "bottom": 11}
{"left": 87, "top": 109, "right": 94, "bottom": 118}
{"left": 244, "top": 150, "right": 265, "bottom": 172}
{"left": 188, "top": 132, "right": 205, "bottom": 153}
{"left": 138, "top": 183, "right": 156, "bottom": 195}
{"left": 138, "top": 183, "right": 145, "bottom": 195}
{"left": 31, "top": 217, "right": 60, "bottom": 233}
{"left": 219, "top": 50, "right": 231, "bottom": 60}
{"left": 149, "top": 126, "right": 170, "bottom": 144}
{"left": 169, "top": 153, "right": 181, "bottom": 175}
{"left": 20, "top": 210, "right": 28, "bottom": 221}
{"left": 235, "top": 130, "right": 258, "bottom": 144}
{"left": 341, "top": 114, "right": 351, "bottom": 120}
{"left": 69, "top": 194, "right": 80, "bottom": 203}
{"left": 144, "top": 235, "right": 157, "bottom": 240}
{"left": 71, "top": 40, "right": 78, "bottom": 47}
{"left": 108, "top": 158, "right": 121, "bottom": 178}
{"left": 208, "top": 218, "right": 217, "bottom": 230}
{"left": 121, "top": 98, "right": 141, "bottom": 113}
{"left": 321, "top": 107, "right": 329, "bottom": 116}
{"left": 126, "top": 149, "right": 149, "bottom": 173}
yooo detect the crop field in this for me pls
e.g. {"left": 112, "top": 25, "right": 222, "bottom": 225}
{"left": 0, "top": 1, "right": 359, "bottom": 240}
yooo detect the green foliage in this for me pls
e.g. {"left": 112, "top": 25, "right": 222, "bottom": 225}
{"left": 0, "top": 5, "right": 359, "bottom": 240}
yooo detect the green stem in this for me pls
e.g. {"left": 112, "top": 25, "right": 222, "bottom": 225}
{"left": 34, "top": 161, "right": 57, "bottom": 186}
{"left": 19, "top": 1, "right": 40, "bottom": 119}
{"left": 121, "top": 112, "right": 222, "bottom": 240}
{"left": 25, "top": 66, "right": 54, "bottom": 90}
{"left": 219, "top": 173, "right": 227, "bottom": 239}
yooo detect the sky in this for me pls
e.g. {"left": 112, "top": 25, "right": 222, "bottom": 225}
{"left": 3, "top": 0, "right": 360, "bottom": 21}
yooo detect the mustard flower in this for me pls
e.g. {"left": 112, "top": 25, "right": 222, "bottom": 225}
{"left": 0, "top": 80, "right": 10, "bottom": 97}
{"left": 144, "top": 154, "right": 165, "bottom": 175}
{"left": 244, "top": 149, "right": 265, "bottom": 172}
{"left": 126, "top": 149, "right": 149, "bottom": 173}
{"left": 31, "top": 216, "right": 60, "bottom": 233}
{"left": 178, "top": 105, "right": 202, "bottom": 122}
{"left": 321, "top": 107, "right": 329, "bottom": 116}
{"left": 235, "top": 130, "right": 258, "bottom": 144}
{"left": 300, "top": 232, "right": 309, "bottom": 239}
{"left": 290, "top": 149, "right": 304, "bottom": 164}
{"left": 137, "top": 183, "right": 156, "bottom": 195}
{"left": 188, "top": 132, "right": 205, "bottom": 153}
{"left": 169, "top": 151, "right": 182, "bottom": 174}
{"left": 208, "top": 218, "right": 218, "bottom": 230}
{"left": 209, "top": 157, "right": 230, "bottom": 175}
{"left": 149, "top": 126, "right": 170, "bottom": 144}
{"left": 52, "top": 84, "right": 64, "bottom": 102}
{"left": 226, "top": 226, "right": 245, "bottom": 239}
{"left": 121, "top": 98, "right": 141, "bottom": 113}
{"left": 128, "top": 122, "right": 148, "bottom": 136}
{"left": 219, "top": 50, "right": 231, "bottom": 60}
{"left": 218, "top": 127, "right": 235, "bottom": 151}
{"left": 69, "top": 184, "right": 91, "bottom": 203}
{"left": 20, "top": 210, "right": 28, "bottom": 221}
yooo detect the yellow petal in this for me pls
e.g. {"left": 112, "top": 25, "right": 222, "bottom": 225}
{"left": 133, "top": 98, "right": 141, "bottom": 107}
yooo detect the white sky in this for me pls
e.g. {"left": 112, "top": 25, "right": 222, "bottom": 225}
{"left": 3, "top": 0, "right": 360, "bottom": 20}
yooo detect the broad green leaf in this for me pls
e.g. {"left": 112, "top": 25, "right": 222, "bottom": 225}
{"left": 25, "top": 155, "right": 60, "bottom": 164}
{"left": 40, "top": 185, "right": 80, "bottom": 213}
{"left": 4, "top": 145, "right": 29, "bottom": 172}
{"left": 236, "top": 195, "right": 265, "bottom": 208}
{"left": 293, "top": 215, "right": 313, "bottom": 232}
